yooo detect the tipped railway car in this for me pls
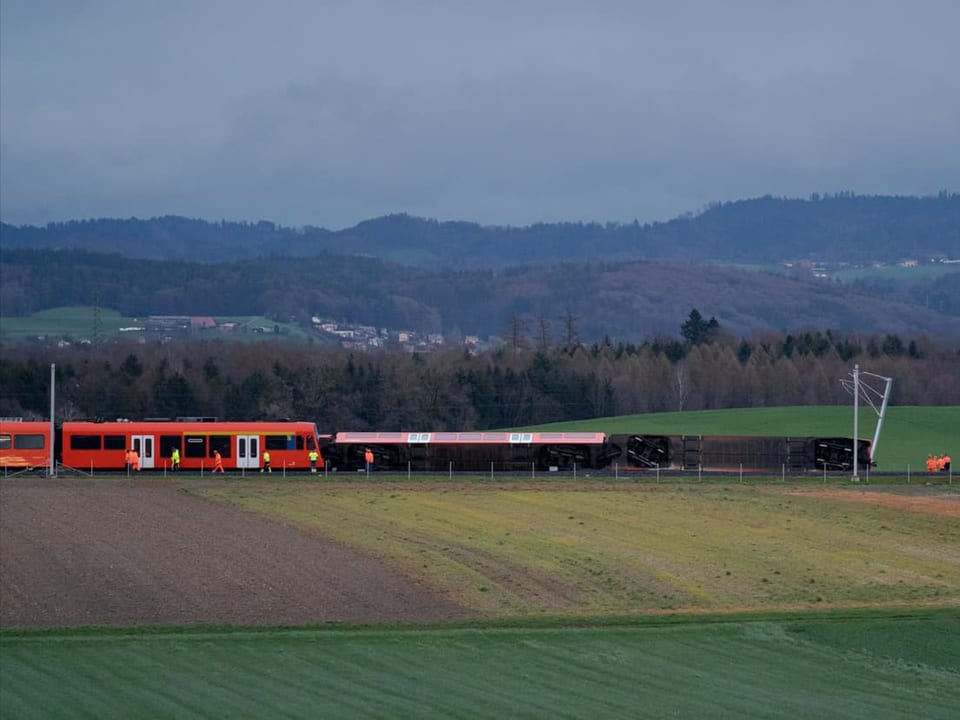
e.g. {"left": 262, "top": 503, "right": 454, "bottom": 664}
{"left": 606, "top": 434, "right": 872, "bottom": 472}
{"left": 320, "top": 431, "right": 873, "bottom": 473}
{"left": 1, "top": 419, "right": 321, "bottom": 472}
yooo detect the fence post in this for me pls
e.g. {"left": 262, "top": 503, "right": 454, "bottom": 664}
{"left": 449, "top": 460, "right": 453, "bottom": 480}
{"left": 782, "top": 464, "right": 785, "bottom": 483}
{"left": 698, "top": 464, "right": 702, "bottom": 483}
{"left": 490, "top": 461, "right": 494, "bottom": 481}
{"left": 656, "top": 463, "right": 660, "bottom": 484}
{"left": 740, "top": 463, "right": 743, "bottom": 483}
{"left": 907, "top": 463, "right": 910, "bottom": 484}
{"left": 408, "top": 460, "right": 411, "bottom": 481}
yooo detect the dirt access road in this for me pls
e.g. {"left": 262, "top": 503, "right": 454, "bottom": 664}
{"left": 0, "top": 477, "right": 469, "bottom": 628}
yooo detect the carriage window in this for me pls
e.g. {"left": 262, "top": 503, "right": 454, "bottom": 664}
{"left": 209, "top": 435, "right": 231, "bottom": 458}
{"left": 104, "top": 435, "right": 126, "bottom": 450}
{"left": 184, "top": 435, "right": 206, "bottom": 458}
{"left": 265, "top": 435, "right": 295, "bottom": 451}
{"left": 160, "top": 435, "right": 182, "bottom": 458}
{"left": 14, "top": 434, "right": 45, "bottom": 450}
{"left": 70, "top": 434, "right": 102, "bottom": 450}
{"left": 0, "top": 434, "right": 10, "bottom": 450}
{"left": 306, "top": 435, "right": 316, "bottom": 450}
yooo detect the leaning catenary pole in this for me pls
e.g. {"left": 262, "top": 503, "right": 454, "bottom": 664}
{"left": 852, "top": 363, "right": 859, "bottom": 482}
{"left": 49, "top": 363, "right": 56, "bottom": 476}
{"left": 841, "top": 364, "right": 893, "bottom": 477}
{"left": 870, "top": 374, "right": 894, "bottom": 463}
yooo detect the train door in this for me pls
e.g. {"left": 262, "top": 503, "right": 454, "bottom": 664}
{"left": 131, "top": 435, "right": 155, "bottom": 469}
{"left": 237, "top": 435, "right": 260, "bottom": 469}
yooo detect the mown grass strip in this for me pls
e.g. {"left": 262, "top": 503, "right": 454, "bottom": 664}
{"left": 3, "top": 611, "right": 958, "bottom": 720}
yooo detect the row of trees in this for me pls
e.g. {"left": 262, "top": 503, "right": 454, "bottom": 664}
{"left": 2, "top": 326, "right": 957, "bottom": 430}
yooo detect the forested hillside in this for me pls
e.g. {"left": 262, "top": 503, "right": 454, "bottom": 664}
{"left": 2, "top": 332, "right": 957, "bottom": 428}
{"left": 3, "top": 249, "right": 960, "bottom": 340}
{"left": 3, "top": 193, "right": 958, "bottom": 268}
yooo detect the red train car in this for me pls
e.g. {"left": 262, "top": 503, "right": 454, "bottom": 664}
{"left": 0, "top": 420, "right": 52, "bottom": 470}
{"left": 60, "top": 420, "right": 321, "bottom": 472}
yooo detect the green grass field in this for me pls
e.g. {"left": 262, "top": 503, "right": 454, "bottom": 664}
{"left": 196, "top": 484, "right": 960, "bottom": 615}
{"left": 0, "top": 307, "right": 315, "bottom": 343}
{"left": 527, "top": 405, "right": 959, "bottom": 472}
{"left": 2, "top": 610, "right": 958, "bottom": 719}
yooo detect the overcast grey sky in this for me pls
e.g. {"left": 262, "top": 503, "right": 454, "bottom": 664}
{"left": 2, "top": 1, "right": 958, "bottom": 229}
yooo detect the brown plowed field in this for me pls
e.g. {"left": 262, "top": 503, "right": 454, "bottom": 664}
{"left": 0, "top": 478, "right": 470, "bottom": 628}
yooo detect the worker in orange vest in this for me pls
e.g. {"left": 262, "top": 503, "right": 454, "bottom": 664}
{"left": 364, "top": 447, "right": 374, "bottom": 475}
{"left": 926, "top": 454, "right": 938, "bottom": 473}
{"left": 940, "top": 453, "right": 951, "bottom": 472}
{"left": 213, "top": 449, "right": 225, "bottom": 473}
{"left": 125, "top": 449, "right": 133, "bottom": 474}
{"left": 131, "top": 448, "right": 140, "bottom": 472}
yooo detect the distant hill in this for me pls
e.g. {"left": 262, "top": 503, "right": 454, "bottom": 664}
{"left": 3, "top": 193, "right": 958, "bottom": 268}
{"left": 3, "top": 248, "right": 960, "bottom": 340}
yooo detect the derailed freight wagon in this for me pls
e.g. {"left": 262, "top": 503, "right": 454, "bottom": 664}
{"left": 321, "top": 431, "right": 872, "bottom": 474}
{"left": 607, "top": 434, "right": 873, "bottom": 472}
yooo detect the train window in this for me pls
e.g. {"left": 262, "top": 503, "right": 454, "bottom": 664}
{"left": 209, "top": 435, "right": 231, "bottom": 458}
{"left": 14, "top": 434, "right": 45, "bottom": 450}
{"left": 306, "top": 435, "right": 316, "bottom": 450}
{"left": 296, "top": 436, "right": 304, "bottom": 450}
{"left": 184, "top": 435, "right": 206, "bottom": 458}
{"left": 159, "top": 435, "right": 182, "bottom": 458}
{"left": 0, "top": 434, "right": 10, "bottom": 450}
{"left": 70, "top": 434, "right": 102, "bottom": 450}
{"left": 104, "top": 435, "right": 126, "bottom": 450}
{"left": 265, "top": 435, "right": 295, "bottom": 451}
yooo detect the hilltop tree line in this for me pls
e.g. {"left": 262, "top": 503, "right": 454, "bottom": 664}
{"left": 3, "top": 193, "right": 958, "bottom": 267}
{"left": 2, "top": 323, "right": 957, "bottom": 430}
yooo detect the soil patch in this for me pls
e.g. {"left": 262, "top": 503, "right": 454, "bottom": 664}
{"left": 783, "top": 485, "right": 960, "bottom": 518}
{"left": 0, "top": 478, "right": 470, "bottom": 628}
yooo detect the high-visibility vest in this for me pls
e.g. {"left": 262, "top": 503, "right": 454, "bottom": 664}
{"left": 309, "top": 451, "right": 318, "bottom": 461}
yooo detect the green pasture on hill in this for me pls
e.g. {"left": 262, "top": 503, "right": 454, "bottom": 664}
{"left": 0, "top": 307, "right": 314, "bottom": 343}
{"left": 528, "top": 405, "right": 959, "bottom": 472}
{"left": 2, "top": 611, "right": 958, "bottom": 719}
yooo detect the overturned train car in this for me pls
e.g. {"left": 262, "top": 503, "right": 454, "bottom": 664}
{"left": 321, "top": 431, "right": 872, "bottom": 474}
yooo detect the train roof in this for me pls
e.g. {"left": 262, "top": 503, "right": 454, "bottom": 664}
{"left": 61, "top": 420, "right": 317, "bottom": 434}
{"left": 333, "top": 431, "right": 608, "bottom": 445}
{"left": 0, "top": 420, "right": 51, "bottom": 432}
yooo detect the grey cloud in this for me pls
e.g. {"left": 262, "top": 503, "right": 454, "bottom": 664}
{"left": 2, "top": 1, "right": 958, "bottom": 228}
